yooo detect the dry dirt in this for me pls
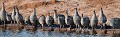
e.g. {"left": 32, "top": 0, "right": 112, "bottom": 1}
{"left": 0, "top": 0, "right": 120, "bottom": 24}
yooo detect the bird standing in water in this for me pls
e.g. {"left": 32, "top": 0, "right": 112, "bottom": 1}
{"left": 81, "top": 14, "right": 90, "bottom": 30}
{"left": 73, "top": 8, "right": 81, "bottom": 28}
{"left": 0, "top": 0, "right": 7, "bottom": 29}
{"left": 65, "top": 9, "right": 74, "bottom": 28}
{"left": 15, "top": 7, "right": 24, "bottom": 25}
{"left": 39, "top": 15, "right": 46, "bottom": 28}
{"left": 11, "top": 6, "right": 16, "bottom": 25}
{"left": 58, "top": 14, "right": 65, "bottom": 28}
{"left": 45, "top": 11, "right": 54, "bottom": 27}
{"left": 6, "top": 13, "right": 12, "bottom": 24}
{"left": 30, "top": 8, "right": 38, "bottom": 29}
{"left": 90, "top": 11, "right": 98, "bottom": 29}
{"left": 53, "top": 9, "right": 58, "bottom": 24}
{"left": 98, "top": 8, "right": 107, "bottom": 30}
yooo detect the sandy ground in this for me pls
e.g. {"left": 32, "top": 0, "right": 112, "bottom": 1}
{"left": 0, "top": 0, "right": 120, "bottom": 25}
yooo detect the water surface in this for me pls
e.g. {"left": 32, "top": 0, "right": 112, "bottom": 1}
{"left": 0, "top": 30, "right": 112, "bottom": 37}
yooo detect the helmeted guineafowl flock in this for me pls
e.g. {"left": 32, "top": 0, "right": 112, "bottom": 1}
{"left": 0, "top": 0, "right": 119, "bottom": 30}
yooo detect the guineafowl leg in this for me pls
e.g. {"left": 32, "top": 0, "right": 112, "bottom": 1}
{"left": 78, "top": 25, "right": 79, "bottom": 28}
{"left": 60, "top": 25, "right": 61, "bottom": 28}
{"left": 17, "top": 22, "right": 18, "bottom": 29}
{"left": 112, "top": 27, "right": 114, "bottom": 34}
{"left": 80, "top": 27, "right": 82, "bottom": 31}
{"left": 19, "top": 22, "right": 22, "bottom": 29}
{"left": 78, "top": 25, "right": 80, "bottom": 28}
{"left": 11, "top": 21, "right": 12, "bottom": 25}
{"left": 100, "top": 24, "right": 103, "bottom": 30}
{"left": 42, "top": 24, "right": 44, "bottom": 28}
{"left": 4, "top": 21, "right": 6, "bottom": 30}
{"left": 87, "top": 26, "right": 89, "bottom": 31}
{"left": 92, "top": 27, "right": 93, "bottom": 30}
{"left": 48, "top": 25, "right": 49, "bottom": 27}
{"left": 32, "top": 23, "right": 33, "bottom": 26}
{"left": 1, "top": 21, "right": 3, "bottom": 25}
{"left": 83, "top": 26, "right": 85, "bottom": 31}
{"left": 17, "top": 22, "right": 18, "bottom": 25}
{"left": 0, "top": 21, "right": 2, "bottom": 25}
{"left": 92, "top": 27, "right": 93, "bottom": 29}
{"left": 69, "top": 25, "right": 71, "bottom": 28}
{"left": 76, "top": 25, "right": 77, "bottom": 28}
{"left": 103, "top": 23, "right": 106, "bottom": 30}
{"left": 92, "top": 27, "right": 94, "bottom": 30}
{"left": 63, "top": 25, "right": 64, "bottom": 28}
{"left": 14, "top": 21, "right": 16, "bottom": 25}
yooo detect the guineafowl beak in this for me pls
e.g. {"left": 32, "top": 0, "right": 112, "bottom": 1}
{"left": 82, "top": 14, "right": 83, "bottom": 17}
{"left": 54, "top": 9, "right": 57, "bottom": 13}
{"left": 66, "top": 9, "right": 68, "bottom": 15}
{"left": 93, "top": 10, "right": 96, "bottom": 15}
{"left": 1, "top": 0, "right": 5, "bottom": 10}
{"left": 101, "top": 7, "right": 103, "bottom": 13}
